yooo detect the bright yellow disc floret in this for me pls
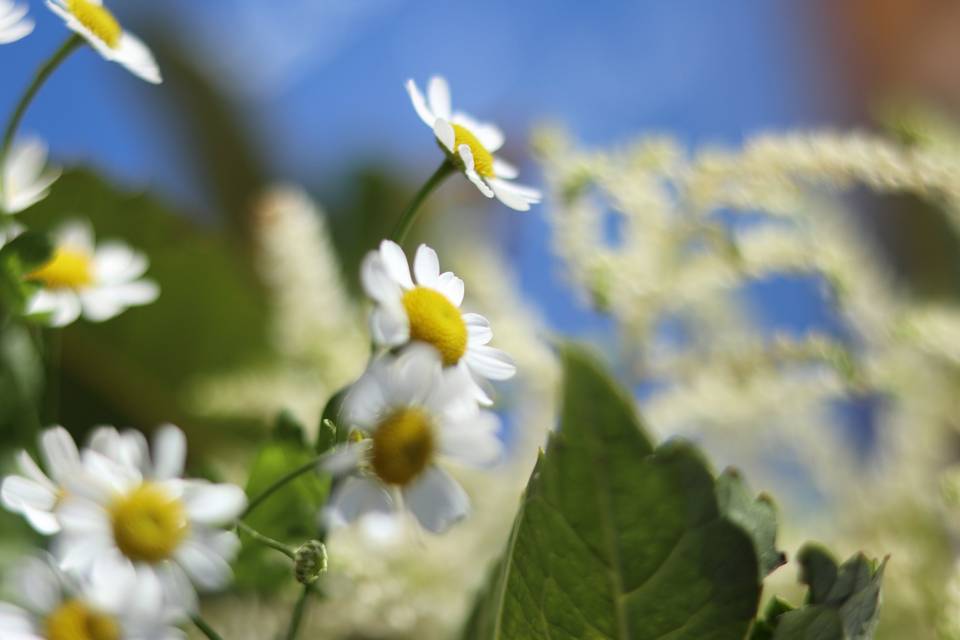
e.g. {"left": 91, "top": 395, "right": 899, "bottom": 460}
{"left": 402, "top": 286, "right": 468, "bottom": 366}
{"left": 67, "top": 0, "right": 122, "bottom": 49}
{"left": 110, "top": 483, "right": 188, "bottom": 563}
{"left": 27, "top": 247, "right": 94, "bottom": 289}
{"left": 452, "top": 124, "right": 495, "bottom": 178}
{"left": 371, "top": 408, "right": 435, "bottom": 486}
{"left": 45, "top": 599, "right": 120, "bottom": 640}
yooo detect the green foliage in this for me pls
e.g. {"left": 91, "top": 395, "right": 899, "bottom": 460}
{"left": 19, "top": 169, "right": 271, "bottom": 442}
{"left": 317, "top": 387, "right": 350, "bottom": 451}
{"left": 0, "top": 230, "right": 50, "bottom": 315}
{"left": 235, "top": 412, "right": 330, "bottom": 591}
{"left": 463, "top": 344, "right": 765, "bottom": 640}
{"left": 716, "top": 469, "right": 786, "bottom": 579}
{"left": 753, "top": 545, "right": 886, "bottom": 640}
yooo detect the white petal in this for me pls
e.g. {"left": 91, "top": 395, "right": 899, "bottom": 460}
{"left": 113, "top": 31, "right": 162, "bottom": 84}
{"left": 404, "top": 466, "right": 469, "bottom": 533}
{"left": 378, "top": 240, "right": 413, "bottom": 289}
{"left": 1, "top": 476, "right": 57, "bottom": 513}
{"left": 181, "top": 482, "right": 246, "bottom": 525}
{"left": 465, "top": 344, "right": 517, "bottom": 380}
{"left": 92, "top": 242, "right": 147, "bottom": 283}
{"left": 464, "top": 313, "right": 492, "bottom": 345}
{"left": 27, "top": 289, "right": 81, "bottom": 327}
{"left": 325, "top": 476, "right": 394, "bottom": 528}
{"left": 426, "top": 76, "right": 451, "bottom": 121}
{"left": 156, "top": 562, "right": 197, "bottom": 615}
{"left": 151, "top": 425, "right": 186, "bottom": 481}
{"left": 56, "top": 498, "right": 110, "bottom": 535}
{"left": 12, "top": 556, "right": 62, "bottom": 614}
{"left": 439, "top": 411, "right": 502, "bottom": 467}
{"left": 405, "top": 79, "right": 435, "bottom": 127}
{"left": 412, "top": 244, "right": 440, "bottom": 287}
{"left": 15, "top": 451, "right": 54, "bottom": 489}
{"left": 369, "top": 304, "right": 409, "bottom": 347}
{"left": 435, "top": 271, "right": 464, "bottom": 307}
{"left": 458, "top": 146, "right": 494, "bottom": 198}
{"left": 40, "top": 426, "right": 79, "bottom": 484}
{"left": 451, "top": 112, "right": 505, "bottom": 152}
{"left": 433, "top": 118, "right": 455, "bottom": 153}
{"left": 54, "top": 219, "right": 94, "bottom": 253}
{"left": 0, "top": 602, "right": 37, "bottom": 635}
{"left": 174, "top": 533, "right": 237, "bottom": 591}
{"left": 492, "top": 157, "right": 518, "bottom": 179}
{"left": 87, "top": 548, "right": 136, "bottom": 612}
{"left": 320, "top": 443, "right": 366, "bottom": 477}
{"left": 488, "top": 177, "right": 540, "bottom": 212}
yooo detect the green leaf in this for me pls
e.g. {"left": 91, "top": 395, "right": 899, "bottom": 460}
{"left": 716, "top": 468, "right": 786, "bottom": 578}
{"left": 235, "top": 413, "right": 330, "bottom": 591}
{"left": 317, "top": 386, "right": 350, "bottom": 451}
{"left": 463, "top": 344, "right": 762, "bottom": 640}
{"left": 0, "top": 231, "right": 50, "bottom": 314}
{"left": 764, "top": 544, "right": 886, "bottom": 640}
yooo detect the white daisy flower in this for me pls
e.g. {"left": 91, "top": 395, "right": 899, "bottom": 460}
{"left": 406, "top": 75, "right": 541, "bottom": 211}
{"left": 325, "top": 345, "right": 503, "bottom": 534}
{"left": 1, "top": 426, "right": 82, "bottom": 535}
{"left": 0, "top": 554, "right": 185, "bottom": 640}
{"left": 25, "top": 219, "right": 159, "bottom": 327}
{"left": 2, "top": 138, "right": 60, "bottom": 214}
{"left": 362, "top": 240, "right": 516, "bottom": 405}
{"left": 45, "top": 0, "right": 161, "bottom": 84}
{"left": 55, "top": 425, "right": 247, "bottom": 613}
{"left": 0, "top": 0, "right": 33, "bottom": 44}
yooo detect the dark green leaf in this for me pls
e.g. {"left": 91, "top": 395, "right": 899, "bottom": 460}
{"left": 716, "top": 468, "right": 786, "bottom": 578}
{"left": 463, "top": 344, "right": 762, "bottom": 640}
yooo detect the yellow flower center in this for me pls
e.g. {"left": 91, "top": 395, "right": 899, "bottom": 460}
{"left": 452, "top": 124, "right": 495, "bottom": 178}
{"left": 27, "top": 247, "right": 94, "bottom": 290}
{"left": 402, "top": 286, "right": 468, "bottom": 366}
{"left": 66, "top": 0, "right": 122, "bottom": 49}
{"left": 45, "top": 599, "right": 120, "bottom": 640}
{"left": 110, "top": 483, "right": 188, "bottom": 563}
{"left": 371, "top": 408, "right": 435, "bottom": 486}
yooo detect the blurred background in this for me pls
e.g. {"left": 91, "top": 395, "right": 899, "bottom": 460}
{"left": 3, "top": 1, "right": 960, "bottom": 638}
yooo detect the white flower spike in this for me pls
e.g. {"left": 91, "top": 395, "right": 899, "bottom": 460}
{"left": 25, "top": 219, "right": 159, "bottom": 327}
{"left": 46, "top": 0, "right": 162, "bottom": 84}
{"left": 406, "top": 75, "right": 541, "bottom": 211}
{"left": 0, "top": 0, "right": 33, "bottom": 44}
{"left": 2, "top": 138, "right": 60, "bottom": 214}
{"left": 55, "top": 424, "right": 247, "bottom": 613}
{"left": 0, "top": 554, "right": 186, "bottom": 640}
{"left": 1, "top": 426, "right": 82, "bottom": 535}
{"left": 325, "top": 345, "right": 503, "bottom": 534}
{"left": 362, "top": 239, "right": 516, "bottom": 405}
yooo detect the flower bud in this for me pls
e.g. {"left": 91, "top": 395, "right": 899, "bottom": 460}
{"left": 294, "top": 540, "right": 328, "bottom": 585}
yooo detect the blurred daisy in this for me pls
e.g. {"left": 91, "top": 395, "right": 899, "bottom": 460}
{"left": 1, "top": 426, "right": 82, "bottom": 535}
{"left": 0, "top": 554, "right": 185, "bottom": 640}
{"left": 325, "top": 345, "right": 502, "bottom": 534}
{"left": 406, "top": 75, "right": 541, "bottom": 211}
{"left": 362, "top": 240, "right": 516, "bottom": 405}
{"left": 25, "top": 219, "right": 159, "bottom": 327}
{"left": 56, "top": 425, "right": 247, "bottom": 612}
{"left": 0, "top": 0, "right": 33, "bottom": 44}
{"left": 46, "top": 0, "right": 161, "bottom": 84}
{"left": 2, "top": 138, "right": 60, "bottom": 214}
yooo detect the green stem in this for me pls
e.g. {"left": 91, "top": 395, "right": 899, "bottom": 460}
{"left": 390, "top": 160, "right": 455, "bottom": 245}
{"left": 284, "top": 585, "right": 312, "bottom": 640}
{"left": 242, "top": 456, "right": 324, "bottom": 518}
{"left": 191, "top": 615, "right": 224, "bottom": 640}
{"left": 43, "top": 328, "right": 61, "bottom": 425}
{"left": 236, "top": 520, "right": 296, "bottom": 560}
{"left": 0, "top": 35, "right": 82, "bottom": 199}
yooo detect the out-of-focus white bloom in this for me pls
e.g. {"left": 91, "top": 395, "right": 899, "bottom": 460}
{"left": 1, "top": 427, "right": 81, "bottom": 535}
{"left": 406, "top": 75, "right": 541, "bottom": 211}
{"left": 25, "top": 219, "right": 159, "bottom": 327}
{"left": 56, "top": 425, "right": 246, "bottom": 613}
{"left": 0, "top": 0, "right": 32, "bottom": 44}
{"left": 0, "top": 555, "right": 185, "bottom": 639}
{"left": 362, "top": 239, "right": 515, "bottom": 405}
{"left": 2, "top": 138, "right": 60, "bottom": 214}
{"left": 325, "top": 346, "right": 502, "bottom": 534}
{"left": 45, "top": 0, "right": 161, "bottom": 84}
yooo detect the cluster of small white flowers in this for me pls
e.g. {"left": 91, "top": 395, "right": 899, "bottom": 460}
{"left": 536, "top": 121, "right": 960, "bottom": 637}
{"left": 0, "top": 425, "right": 247, "bottom": 637}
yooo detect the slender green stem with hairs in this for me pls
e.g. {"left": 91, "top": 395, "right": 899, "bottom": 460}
{"left": 284, "top": 585, "right": 312, "bottom": 640}
{"left": 241, "top": 456, "right": 325, "bottom": 519}
{"left": 236, "top": 520, "right": 296, "bottom": 560}
{"left": 191, "top": 615, "right": 225, "bottom": 640}
{"left": 0, "top": 35, "right": 82, "bottom": 200}
{"left": 389, "top": 160, "right": 455, "bottom": 245}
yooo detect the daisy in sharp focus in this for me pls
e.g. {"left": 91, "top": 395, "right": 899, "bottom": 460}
{"left": 362, "top": 240, "right": 516, "bottom": 405}
{"left": 55, "top": 425, "right": 247, "bottom": 613}
{"left": 45, "top": 0, "right": 161, "bottom": 84}
{"left": 1, "top": 426, "right": 83, "bottom": 535}
{"left": 0, "top": 554, "right": 186, "bottom": 640}
{"left": 406, "top": 75, "right": 542, "bottom": 211}
{"left": 25, "top": 219, "right": 159, "bottom": 327}
{"left": 0, "top": 0, "right": 33, "bottom": 44}
{"left": 2, "top": 138, "right": 60, "bottom": 214}
{"left": 325, "top": 345, "right": 503, "bottom": 534}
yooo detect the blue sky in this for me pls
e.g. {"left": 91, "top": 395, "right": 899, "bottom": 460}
{"left": 0, "top": 0, "right": 845, "bottom": 334}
